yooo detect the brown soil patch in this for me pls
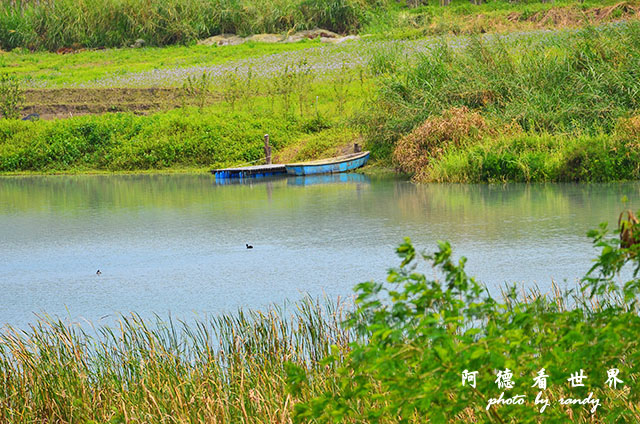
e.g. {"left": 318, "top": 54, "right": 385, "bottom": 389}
{"left": 22, "top": 88, "right": 221, "bottom": 120}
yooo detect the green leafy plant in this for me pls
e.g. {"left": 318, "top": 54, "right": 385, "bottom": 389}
{"left": 0, "top": 73, "right": 24, "bottom": 120}
{"left": 290, "top": 222, "right": 640, "bottom": 422}
{"left": 182, "top": 72, "right": 212, "bottom": 112}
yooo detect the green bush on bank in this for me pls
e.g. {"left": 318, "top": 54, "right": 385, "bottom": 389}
{"left": 428, "top": 132, "right": 640, "bottom": 183}
{"left": 291, "top": 220, "right": 640, "bottom": 423}
{"left": 0, "top": 109, "right": 302, "bottom": 172}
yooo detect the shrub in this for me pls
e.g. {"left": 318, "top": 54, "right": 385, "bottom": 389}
{"left": 0, "top": 73, "right": 24, "bottom": 120}
{"left": 291, "top": 222, "right": 640, "bottom": 422}
{"left": 392, "top": 107, "right": 488, "bottom": 180}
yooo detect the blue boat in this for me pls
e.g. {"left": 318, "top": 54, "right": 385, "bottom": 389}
{"left": 212, "top": 164, "right": 286, "bottom": 180}
{"left": 285, "top": 151, "right": 370, "bottom": 176}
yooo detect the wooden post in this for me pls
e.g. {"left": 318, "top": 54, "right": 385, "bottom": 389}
{"left": 264, "top": 134, "right": 272, "bottom": 165}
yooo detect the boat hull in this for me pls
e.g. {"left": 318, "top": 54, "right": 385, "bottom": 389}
{"left": 285, "top": 151, "right": 370, "bottom": 176}
{"left": 212, "top": 164, "right": 286, "bottom": 179}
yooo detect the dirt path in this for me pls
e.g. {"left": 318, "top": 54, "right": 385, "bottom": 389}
{"left": 22, "top": 88, "right": 221, "bottom": 120}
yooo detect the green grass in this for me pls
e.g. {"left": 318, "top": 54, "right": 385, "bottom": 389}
{"left": 374, "top": 21, "right": 640, "bottom": 180}
{"left": 0, "top": 296, "right": 351, "bottom": 423}
{"left": 0, "top": 40, "right": 323, "bottom": 86}
{"left": 0, "top": 0, "right": 371, "bottom": 51}
{"left": 0, "top": 77, "right": 367, "bottom": 173}
{"left": 0, "top": 108, "right": 298, "bottom": 172}
{"left": 428, "top": 132, "right": 640, "bottom": 183}
{"left": 0, "top": 41, "right": 372, "bottom": 173}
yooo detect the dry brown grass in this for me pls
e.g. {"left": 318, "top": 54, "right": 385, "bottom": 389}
{"left": 392, "top": 107, "right": 488, "bottom": 181}
{"left": 424, "top": 2, "right": 640, "bottom": 36}
{"left": 616, "top": 114, "right": 640, "bottom": 138}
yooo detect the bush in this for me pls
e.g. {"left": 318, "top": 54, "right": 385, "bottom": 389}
{"left": 392, "top": 106, "right": 488, "bottom": 180}
{"left": 290, "top": 221, "right": 640, "bottom": 422}
{"left": 0, "top": 73, "right": 24, "bottom": 120}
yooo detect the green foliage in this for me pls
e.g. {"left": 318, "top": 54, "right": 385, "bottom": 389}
{"left": 292, "top": 230, "right": 640, "bottom": 422}
{"left": 367, "top": 23, "right": 640, "bottom": 159}
{"left": 0, "top": 0, "right": 372, "bottom": 51}
{"left": 0, "top": 73, "right": 24, "bottom": 120}
{"left": 428, "top": 133, "right": 640, "bottom": 183}
{"left": 0, "top": 109, "right": 302, "bottom": 172}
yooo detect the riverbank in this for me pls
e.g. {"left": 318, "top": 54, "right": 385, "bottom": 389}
{"left": 2, "top": 7, "right": 640, "bottom": 180}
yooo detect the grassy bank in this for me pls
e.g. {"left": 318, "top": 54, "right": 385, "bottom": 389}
{"left": 427, "top": 130, "right": 640, "bottom": 183}
{"left": 3, "top": 220, "right": 640, "bottom": 422}
{"left": 0, "top": 41, "right": 372, "bottom": 172}
{"left": 379, "top": 22, "right": 640, "bottom": 181}
{"left": 0, "top": 107, "right": 365, "bottom": 172}
{"left": 2, "top": 12, "right": 640, "bottom": 178}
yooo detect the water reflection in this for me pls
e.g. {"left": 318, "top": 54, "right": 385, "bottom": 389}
{"left": 288, "top": 173, "right": 370, "bottom": 186}
{"left": 1, "top": 175, "right": 638, "bottom": 328}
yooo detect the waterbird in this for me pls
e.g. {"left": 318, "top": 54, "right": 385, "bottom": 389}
{"left": 22, "top": 113, "right": 40, "bottom": 121}
{"left": 96, "top": 270, "right": 102, "bottom": 275}
{"left": 246, "top": 244, "right": 253, "bottom": 249}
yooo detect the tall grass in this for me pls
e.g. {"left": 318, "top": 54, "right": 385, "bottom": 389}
{"left": 0, "top": 297, "right": 351, "bottom": 422}
{"left": 0, "top": 0, "right": 373, "bottom": 51}
{"left": 375, "top": 22, "right": 640, "bottom": 178}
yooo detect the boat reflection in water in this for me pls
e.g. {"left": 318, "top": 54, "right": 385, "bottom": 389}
{"left": 212, "top": 175, "right": 285, "bottom": 186}
{"left": 288, "top": 173, "right": 370, "bottom": 186}
{"left": 212, "top": 173, "right": 371, "bottom": 187}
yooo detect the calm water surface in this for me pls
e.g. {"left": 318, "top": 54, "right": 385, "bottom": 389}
{"left": 1, "top": 174, "right": 639, "bottom": 328}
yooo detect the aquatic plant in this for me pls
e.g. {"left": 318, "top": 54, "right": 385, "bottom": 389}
{"left": 0, "top": 296, "right": 352, "bottom": 422}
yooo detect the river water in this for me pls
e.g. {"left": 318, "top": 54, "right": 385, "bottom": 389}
{"left": 1, "top": 174, "right": 638, "bottom": 328}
